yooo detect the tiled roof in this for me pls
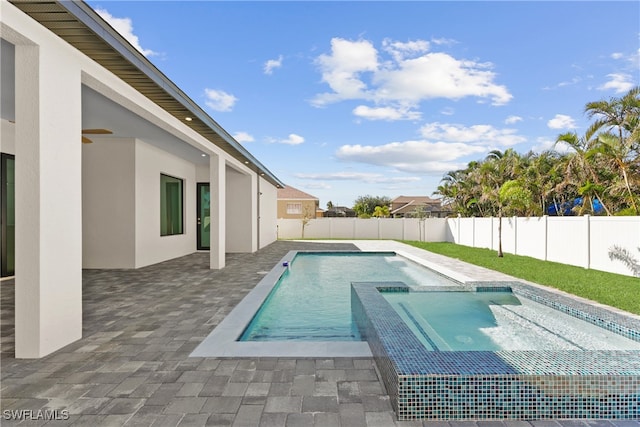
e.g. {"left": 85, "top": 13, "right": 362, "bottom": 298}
{"left": 277, "top": 186, "right": 319, "bottom": 200}
{"left": 391, "top": 196, "right": 439, "bottom": 204}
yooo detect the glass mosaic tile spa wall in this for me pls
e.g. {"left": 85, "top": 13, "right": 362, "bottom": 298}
{"left": 351, "top": 281, "right": 640, "bottom": 420}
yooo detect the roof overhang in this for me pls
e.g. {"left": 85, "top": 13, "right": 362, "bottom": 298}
{"left": 8, "top": 0, "right": 284, "bottom": 188}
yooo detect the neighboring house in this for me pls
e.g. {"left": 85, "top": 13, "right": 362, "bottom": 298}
{"left": 1, "top": 1, "right": 284, "bottom": 358}
{"left": 324, "top": 206, "right": 357, "bottom": 217}
{"left": 390, "top": 196, "right": 449, "bottom": 218}
{"left": 277, "top": 186, "right": 320, "bottom": 219}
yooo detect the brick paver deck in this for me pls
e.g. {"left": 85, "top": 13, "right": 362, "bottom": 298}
{"left": 1, "top": 240, "right": 637, "bottom": 426}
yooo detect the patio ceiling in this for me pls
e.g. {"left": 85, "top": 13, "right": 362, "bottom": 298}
{"left": 8, "top": 0, "right": 284, "bottom": 188}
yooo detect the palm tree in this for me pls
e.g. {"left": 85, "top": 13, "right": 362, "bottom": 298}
{"left": 585, "top": 86, "right": 640, "bottom": 150}
{"left": 594, "top": 132, "right": 639, "bottom": 214}
{"left": 372, "top": 205, "right": 390, "bottom": 218}
{"left": 585, "top": 86, "right": 640, "bottom": 214}
{"left": 555, "top": 131, "right": 613, "bottom": 215}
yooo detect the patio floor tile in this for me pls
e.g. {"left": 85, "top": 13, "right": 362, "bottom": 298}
{"left": 1, "top": 241, "right": 638, "bottom": 426}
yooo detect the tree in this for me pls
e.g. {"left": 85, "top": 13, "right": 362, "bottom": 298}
{"left": 585, "top": 86, "right": 640, "bottom": 214}
{"left": 372, "top": 205, "right": 390, "bottom": 218}
{"left": 326, "top": 201, "right": 334, "bottom": 210}
{"left": 436, "top": 89, "right": 639, "bottom": 218}
{"left": 555, "top": 131, "right": 612, "bottom": 216}
{"left": 353, "top": 195, "right": 391, "bottom": 218}
{"left": 300, "top": 205, "right": 314, "bottom": 239}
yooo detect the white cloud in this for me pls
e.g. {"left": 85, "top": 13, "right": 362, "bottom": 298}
{"left": 233, "top": 132, "right": 255, "bottom": 143}
{"left": 382, "top": 39, "right": 430, "bottom": 62}
{"left": 335, "top": 140, "right": 485, "bottom": 174}
{"left": 332, "top": 121, "right": 526, "bottom": 174}
{"left": 532, "top": 137, "right": 571, "bottom": 154}
{"left": 204, "top": 89, "right": 237, "bottom": 112}
{"left": 505, "top": 115, "right": 522, "bottom": 124}
{"left": 375, "top": 52, "right": 512, "bottom": 106}
{"left": 441, "top": 107, "right": 455, "bottom": 116}
{"left": 598, "top": 73, "right": 635, "bottom": 93}
{"left": 312, "top": 38, "right": 379, "bottom": 106}
{"left": 264, "top": 55, "right": 283, "bottom": 75}
{"left": 300, "top": 182, "right": 333, "bottom": 190}
{"left": 430, "top": 37, "right": 458, "bottom": 46}
{"left": 95, "top": 8, "right": 157, "bottom": 57}
{"left": 312, "top": 37, "right": 512, "bottom": 113}
{"left": 419, "top": 122, "right": 526, "bottom": 146}
{"left": 611, "top": 52, "right": 624, "bottom": 60}
{"left": 547, "top": 114, "right": 577, "bottom": 130}
{"left": 295, "top": 171, "right": 421, "bottom": 184}
{"left": 279, "top": 134, "right": 305, "bottom": 145}
{"left": 352, "top": 105, "right": 421, "bottom": 121}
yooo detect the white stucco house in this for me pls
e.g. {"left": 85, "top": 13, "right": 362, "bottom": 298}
{"left": 0, "top": 0, "right": 284, "bottom": 358}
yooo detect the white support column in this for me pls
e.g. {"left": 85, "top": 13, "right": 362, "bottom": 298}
{"left": 14, "top": 43, "right": 83, "bottom": 357}
{"left": 210, "top": 154, "right": 225, "bottom": 269}
{"left": 250, "top": 172, "right": 258, "bottom": 252}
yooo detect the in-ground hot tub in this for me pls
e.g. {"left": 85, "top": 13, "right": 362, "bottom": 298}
{"left": 351, "top": 281, "right": 640, "bottom": 420}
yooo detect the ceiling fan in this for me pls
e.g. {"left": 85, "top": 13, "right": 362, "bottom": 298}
{"left": 81, "top": 128, "right": 112, "bottom": 143}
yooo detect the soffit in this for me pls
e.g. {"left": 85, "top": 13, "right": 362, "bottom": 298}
{"left": 8, "top": 0, "right": 284, "bottom": 188}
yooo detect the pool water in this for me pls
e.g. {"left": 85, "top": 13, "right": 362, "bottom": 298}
{"left": 240, "top": 252, "right": 459, "bottom": 341}
{"left": 383, "top": 291, "right": 640, "bottom": 351}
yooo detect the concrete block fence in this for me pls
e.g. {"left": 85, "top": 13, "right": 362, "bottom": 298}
{"left": 277, "top": 216, "right": 640, "bottom": 278}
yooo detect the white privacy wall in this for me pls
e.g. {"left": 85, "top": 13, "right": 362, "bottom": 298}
{"left": 449, "top": 215, "right": 640, "bottom": 277}
{"left": 589, "top": 216, "right": 640, "bottom": 276}
{"left": 277, "top": 215, "right": 639, "bottom": 277}
{"left": 277, "top": 218, "right": 448, "bottom": 241}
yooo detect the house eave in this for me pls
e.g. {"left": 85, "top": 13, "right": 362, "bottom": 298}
{"left": 8, "top": 0, "right": 285, "bottom": 188}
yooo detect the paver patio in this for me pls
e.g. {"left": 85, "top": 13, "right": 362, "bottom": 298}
{"left": 1, "top": 240, "right": 638, "bottom": 426}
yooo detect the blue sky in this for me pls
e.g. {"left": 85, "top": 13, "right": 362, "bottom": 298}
{"left": 87, "top": 1, "right": 639, "bottom": 208}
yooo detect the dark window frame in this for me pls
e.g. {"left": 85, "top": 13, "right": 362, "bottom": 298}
{"left": 1, "top": 153, "right": 15, "bottom": 277}
{"left": 160, "top": 173, "right": 184, "bottom": 236}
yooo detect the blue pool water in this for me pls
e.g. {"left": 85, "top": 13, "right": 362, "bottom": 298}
{"left": 240, "top": 252, "right": 459, "bottom": 341}
{"left": 383, "top": 291, "right": 640, "bottom": 351}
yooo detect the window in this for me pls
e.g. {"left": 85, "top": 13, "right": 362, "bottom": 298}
{"left": 286, "top": 203, "right": 302, "bottom": 214}
{"left": 160, "top": 174, "right": 183, "bottom": 236}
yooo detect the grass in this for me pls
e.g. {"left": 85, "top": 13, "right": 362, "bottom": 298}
{"left": 401, "top": 240, "right": 640, "bottom": 316}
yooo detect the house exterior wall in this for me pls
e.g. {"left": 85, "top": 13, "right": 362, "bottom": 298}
{"left": 277, "top": 199, "right": 317, "bottom": 219}
{"left": 135, "top": 140, "right": 197, "bottom": 268}
{"left": 82, "top": 138, "right": 136, "bottom": 268}
{"left": 1, "top": 120, "right": 15, "bottom": 154}
{"left": 225, "top": 167, "right": 255, "bottom": 253}
{"left": 259, "top": 176, "right": 278, "bottom": 248}
{"left": 84, "top": 138, "right": 200, "bottom": 269}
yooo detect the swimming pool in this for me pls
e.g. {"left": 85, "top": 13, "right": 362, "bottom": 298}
{"left": 192, "top": 249, "right": 640, "bottom": 419}
{"left": 240, "top": 252, "right": 460, "bottom": 341}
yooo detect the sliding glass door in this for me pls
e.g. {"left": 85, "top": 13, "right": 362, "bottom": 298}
{"left": 1, "top": 154, "right": 15, "bottom": 277}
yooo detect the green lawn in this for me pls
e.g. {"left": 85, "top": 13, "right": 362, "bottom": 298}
{"left": 401, "top": 241, "right": 640, "bottom": 315}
